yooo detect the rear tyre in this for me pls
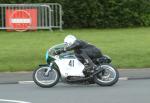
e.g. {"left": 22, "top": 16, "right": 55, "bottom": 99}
{"left": 94, "top": 64, "right": 119, "bottom": 86}
{"left": 33, "top": 66, "right": 60, "bottom": 88}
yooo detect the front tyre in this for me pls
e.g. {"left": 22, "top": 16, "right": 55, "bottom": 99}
{"left": 94, "top": 64, "right": 119, "bottom": 86}
{"left": 33, "top": 66, "right": 60, "bottom": 88}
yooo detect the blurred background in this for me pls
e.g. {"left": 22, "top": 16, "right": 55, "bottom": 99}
{"left": 0, "top": 0, "right": 150, "bottom": 71}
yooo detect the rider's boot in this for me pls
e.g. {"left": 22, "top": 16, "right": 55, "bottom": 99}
{"left": 83, "top": 63, "right": 97, "bottom": 75}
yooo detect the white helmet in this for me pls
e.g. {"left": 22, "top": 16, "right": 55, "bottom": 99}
{"left": 64, "top": 35, "right": 77, "bottom": 47}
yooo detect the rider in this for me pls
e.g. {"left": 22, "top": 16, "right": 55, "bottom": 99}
{"left": 55, "top": 35, "right": 103, "bottom": 73}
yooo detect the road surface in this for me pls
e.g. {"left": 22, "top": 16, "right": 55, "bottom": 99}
{"left": 0, "top": 79, "right": 149, "bottom": 103}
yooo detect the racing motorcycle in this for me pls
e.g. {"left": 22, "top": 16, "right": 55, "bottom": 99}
{"left": 33, "top": 43, "right": 119, "bottom": 88}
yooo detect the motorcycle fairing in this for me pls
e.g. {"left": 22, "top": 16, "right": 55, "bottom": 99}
{"left": 55, "top": 58, "right": 85, "bottom": 77}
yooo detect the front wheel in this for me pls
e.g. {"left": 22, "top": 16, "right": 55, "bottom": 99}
{"left": 94, "top": 64, "right": 119, "bottom": 86}
{"left": 33, "top": 66, "right": 60, "bottom": 88}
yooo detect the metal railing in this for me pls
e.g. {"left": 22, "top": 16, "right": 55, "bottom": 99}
{"left": 0, "top": 3, "right": 62, "bottom": 31}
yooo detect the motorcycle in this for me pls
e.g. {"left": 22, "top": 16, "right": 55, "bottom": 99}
{"left": 33, "top": 43, "right": 119, "bottom": 88}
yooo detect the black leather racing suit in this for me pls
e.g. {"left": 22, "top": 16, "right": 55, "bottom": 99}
{"left": 65, "top": 40, "right": 103, "bottom": 69}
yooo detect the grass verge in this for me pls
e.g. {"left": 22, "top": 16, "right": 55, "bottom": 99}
{"left": 0, "top": 27, "right": 150, "bottom": 71}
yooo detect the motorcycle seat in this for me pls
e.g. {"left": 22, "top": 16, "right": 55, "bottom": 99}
{"left": 94, "top": 55, "right": 112, "bottom": 64}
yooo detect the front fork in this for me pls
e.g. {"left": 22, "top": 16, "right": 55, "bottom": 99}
{"left": 45, "top": 62, "right": 53, "bottom": 76}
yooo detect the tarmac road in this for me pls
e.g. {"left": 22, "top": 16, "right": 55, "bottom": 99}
{"left": 0, "top": 79, "right": 150, "bottom": 103}
{"left": 0, "top": 69, "right": 150, "bottom": 83}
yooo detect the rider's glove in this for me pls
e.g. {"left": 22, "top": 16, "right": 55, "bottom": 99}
{"left": 54, "top": 48, "right": 65, "bottom": 55}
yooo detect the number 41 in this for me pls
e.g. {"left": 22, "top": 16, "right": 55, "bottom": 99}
{"left": 69, "top": 60, "right": 74, "bottom": 67}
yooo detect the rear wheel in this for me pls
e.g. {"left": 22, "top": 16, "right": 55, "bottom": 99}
{"left": 94, "top": 64, "right": 119, "bottom": 86}
{"left": 33, "top": 66, "right": 60, "bottom": 88}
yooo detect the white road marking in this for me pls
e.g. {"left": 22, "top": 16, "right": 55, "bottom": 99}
{"left": 18, "top": 81, "right": 34, "bottom": 84}
{"left": 18, "top": 77, "right": 129, "bottom": 84}
{"left": 0, "top": 99, "right": 31, "bottom": 103}
{"left": 119, "top": 77, "right": 128, "bottom": 80}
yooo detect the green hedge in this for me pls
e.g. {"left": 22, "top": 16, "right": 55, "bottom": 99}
{"left": 1, "top": 0, "right": 150, "bottom": 28}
